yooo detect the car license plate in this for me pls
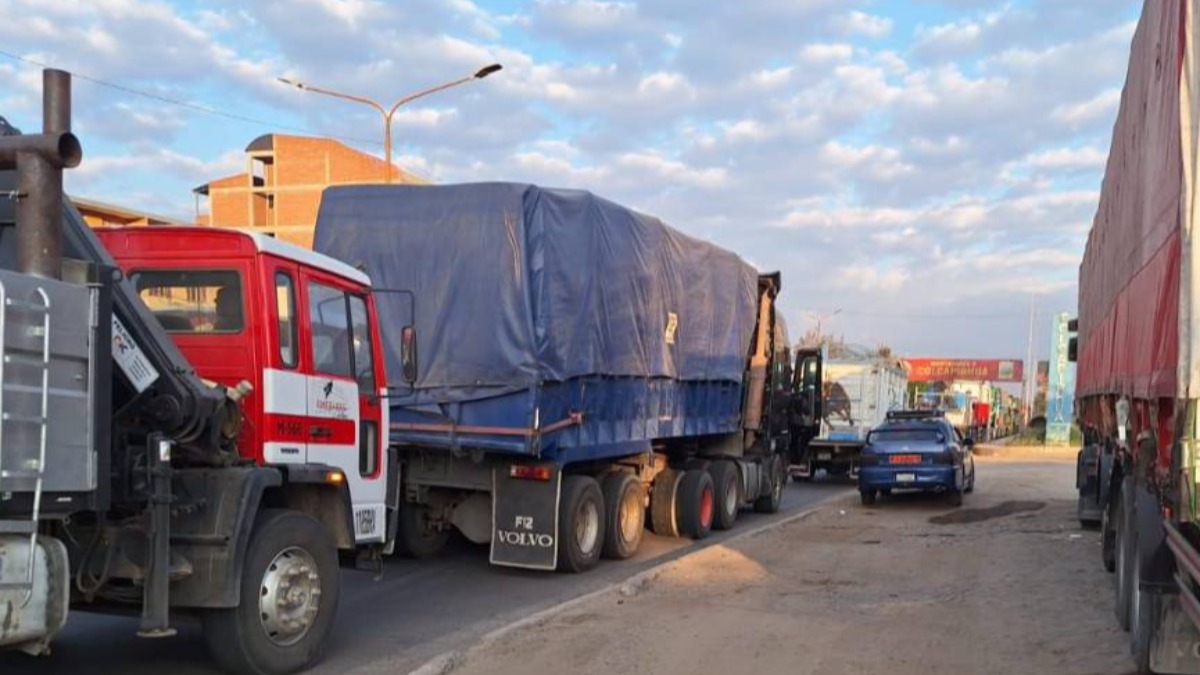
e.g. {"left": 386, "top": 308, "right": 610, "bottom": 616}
{"left": 897, "top": 473, "right": 916, "bottom": 482}
{"left": 817, "top": 452, "right": 832, "bottom": 460}
{"left": 889, "top": 454, "right": 921, "bottom": 464}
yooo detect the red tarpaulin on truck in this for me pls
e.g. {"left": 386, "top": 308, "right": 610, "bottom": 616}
{"left": 1077, "top": 0, "right": 1185, "bottom": 401}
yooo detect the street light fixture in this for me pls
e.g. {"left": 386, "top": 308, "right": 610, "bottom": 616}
{"left": 277, "top": 63, "right": 502, "bottom": 183}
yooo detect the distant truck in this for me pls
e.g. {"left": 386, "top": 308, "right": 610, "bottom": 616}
{"left": 312, "top": 183, "right": 817, "bottom": 572}
{"left": 788, "top": 347, "right": 906, "bottom": 480}
{"left": 1072, "top": 2, "right": 1200, "bottom": 672}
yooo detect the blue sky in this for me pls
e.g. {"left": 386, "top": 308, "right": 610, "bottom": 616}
{"left": 0, "top": 0, "right": 1144, "bottom": 358}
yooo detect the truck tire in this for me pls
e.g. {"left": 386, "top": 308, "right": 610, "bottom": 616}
{"left": 650, "top": 469, "right": 681, "bottom": 537}
{"left": 1115, "top": 476, "right": 1134, "bottom": 631}
{"left": 203, "top": 509, "right": 340, "bottom": 675}
{"left": 1101, "top": 488, "right": 1117, "bottom": 573}
{"left": 753, "top": 454, "right": 785, "bottom": 514}
{"left": 601, "top": 472, "right": 644, "bottom": 560}
{"left": 397, "top": 502, "right": 450, "bottom": 559}
{"left": 678, "top": 469, "right": 715, "bottom": 540}
{"left": 557, "top": 475, "right": 605, "bottom": 573}
{"left": 709, "top": 460, "right": 740, "bottom": 531}
{"left": 1130, "top": 532, "right": 1155, "bottom": 674}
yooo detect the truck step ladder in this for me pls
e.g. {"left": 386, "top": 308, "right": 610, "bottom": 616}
{"left": 0, "top": 287, "right": 52, "bottom": 604}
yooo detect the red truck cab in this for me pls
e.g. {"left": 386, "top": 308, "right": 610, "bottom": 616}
{"left": 96, "top": 226, "right": 390, "bottom": 544}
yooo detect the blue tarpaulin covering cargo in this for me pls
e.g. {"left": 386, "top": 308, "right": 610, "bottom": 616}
{"left": 314, "top": 183, "right": 759, "bottom": 462}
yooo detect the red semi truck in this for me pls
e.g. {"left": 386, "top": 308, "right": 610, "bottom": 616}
{"left": 1074, "top": 2, "right": 1200, "bottom": 672}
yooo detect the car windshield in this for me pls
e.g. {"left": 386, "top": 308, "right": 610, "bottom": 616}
{"left": 870, "top": 429, "right": 943, "bottom": 443}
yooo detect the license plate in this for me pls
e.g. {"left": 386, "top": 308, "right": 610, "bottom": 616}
{"left": 817, "top": 452, "right": 832, "bottom": 461}
{"left": 889, "top": 454, "right": 922, "bottom": 464}
{"left": 897, "top": 473, "right": 916, "bottom": 482}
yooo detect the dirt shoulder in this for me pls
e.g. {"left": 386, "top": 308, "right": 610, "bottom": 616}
{"left": 447, "top": 458, "right": 1127, "bottom": 675}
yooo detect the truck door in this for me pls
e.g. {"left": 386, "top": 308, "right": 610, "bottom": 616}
{"left": 262, "top": 261, "right": 308, "bottom": 465}
{"left": 791, "top": 349, "right": 823, "bottom": 462}
{"left": 302, "top": 277, "right": 387, "bottom": 544}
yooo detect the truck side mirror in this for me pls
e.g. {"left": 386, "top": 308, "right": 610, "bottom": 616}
{"left": 1068, "top": 337, "right": 1077, "bottom": 363}
{"left": 401, "top": 325, "right": 417, "bottom": 383}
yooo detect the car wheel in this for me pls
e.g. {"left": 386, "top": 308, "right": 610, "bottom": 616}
{"left": 947, "top": 489, "right": 964, "bottom": 507}
{"left": 860, "top": 490, "right": 877, "bottom": 506}
{"left": 965, "top": 466, "right": 976, "bottom": 493}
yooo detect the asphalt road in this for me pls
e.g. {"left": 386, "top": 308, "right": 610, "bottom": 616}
{"left": 1, "top": 479, "right": 848, "bottom": 675}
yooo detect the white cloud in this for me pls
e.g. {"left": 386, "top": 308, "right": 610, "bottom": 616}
{"left": 832, "top": 11, "right": 893, "bottom": 38}
{"left": 799, "top": 43, "right": 854, "bottom": 63}
{"left": 1022, "top": 146, "right": 1108, "bottom": 171}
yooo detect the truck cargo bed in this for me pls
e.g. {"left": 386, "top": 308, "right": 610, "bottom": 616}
{"left": 314, "top": 183, "right": 758, "bottom": 463}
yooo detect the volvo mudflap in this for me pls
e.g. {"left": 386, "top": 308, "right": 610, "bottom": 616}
{"left": 490, "top": 463, "right": 564, "bottom": 571}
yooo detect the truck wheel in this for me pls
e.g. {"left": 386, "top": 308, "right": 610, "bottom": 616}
{"left": 709, "top": 460, "right": 740, "bottom": 531}
{"left": 1115, "top": 477, "right": 1134, "bottom": 631}
{"left": 678, "top": 469, "right": 715, "bottom": 540}
{"left": 650, "top": 469, "right": 681, "bottom": 537}
{"left": 753, "top": 454, "right": 785, "bottom": 514}
{"left": 601, "top": 472, "right": 644, "bottom": 560}
{"left": 1101, "top": 488, "right": 1117, "bottom": 573}
{"left": 397, "top": 502, "right": 449, "bottom": 559}
{"left": 1130, "top": 531, "right": 1155, "bottom": 674}
{"left": 203, "top": 509, "right": 339, "bottom": 675}
{"left": 557, "top": 475, "right": 605, "bottom": 573}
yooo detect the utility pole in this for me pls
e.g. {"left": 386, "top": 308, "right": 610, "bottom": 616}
{"left": 1024, "top": 294, "right": 1036, "bottom": 426}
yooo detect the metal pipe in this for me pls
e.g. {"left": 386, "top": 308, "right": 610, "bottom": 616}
{"left": 0, "top": 132, "right": 82, "bottom": 170}
{"left": 138, "top": 434, "right": 176, "bottom": 638}
{"left": 3, "top": 69, "right": 80, "bottom": 280}
{"left": 15, "top": 151, "right": 63, "bottom": 279}
{"left": 43, "top": 69, "right": 71, "bottom": 135}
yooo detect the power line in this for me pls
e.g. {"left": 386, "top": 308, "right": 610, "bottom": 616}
{"left": 799, "top": 308, "right": 1029, "bottom": 320}
{"left": 0, "top": 48, "right": 383, "bottom": 147}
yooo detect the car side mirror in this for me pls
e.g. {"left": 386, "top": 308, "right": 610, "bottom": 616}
{"left": 963, "top": 438, "right": 975, "bottom": 449}
{"left": 401, "top": 325, "right": 417, "bottom": 383}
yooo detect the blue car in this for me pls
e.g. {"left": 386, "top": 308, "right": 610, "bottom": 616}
{"left": 857, "top": 411, "right": 976, "bottom": 507}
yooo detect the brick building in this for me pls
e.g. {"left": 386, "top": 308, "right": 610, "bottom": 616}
{"left": 74, "top": 197, "right": 175, "bottom": 228}
{"left": 193, "top": 134, "right": 424, "bottom": 248}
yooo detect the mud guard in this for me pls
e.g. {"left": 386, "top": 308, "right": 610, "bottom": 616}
{"left": 166, "top": 466, "right": 281, "bottom": 608}
{"left": 490, "top": 463, "right": 562, "bottom": 571}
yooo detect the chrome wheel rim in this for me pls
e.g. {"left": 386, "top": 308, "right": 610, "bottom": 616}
{"left": 619, "top": 487, "right": 641, "bottom": 545}
{"left": 576, "top": 499, "right": 600, "bottom": 554}
{"left": 723, "top": 473, "right": 738, "bottom": 516}
{"left": 258, "top": 546, "right": 321, "bottom": 647}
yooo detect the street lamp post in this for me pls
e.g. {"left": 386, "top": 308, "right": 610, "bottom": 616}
{"left": 279, "top": 64, "right": 502, "bottom": 183}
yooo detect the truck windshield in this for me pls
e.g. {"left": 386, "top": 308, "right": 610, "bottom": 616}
{"left": 132, "top": 269, "right": 244, "bottom": 334}
{"left": 870, "top": 429, "right": 943, "bottom": 443}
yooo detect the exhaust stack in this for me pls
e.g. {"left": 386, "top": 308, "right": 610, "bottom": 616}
{"left": 0, "top": 69, "right": 82, "bottom": 279}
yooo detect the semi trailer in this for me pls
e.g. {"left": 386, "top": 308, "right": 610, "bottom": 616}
{"left": 1074, "top": 2, "right": 1200, "bottom": 672}
{"left": 788, "top": 346, "right": 906, "bottom": 481}
{"left": 310, "top": 183, "right": 816, "bottom": 571}
{"left": 0, "top": 72, "right": 388, "bottom": 674}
